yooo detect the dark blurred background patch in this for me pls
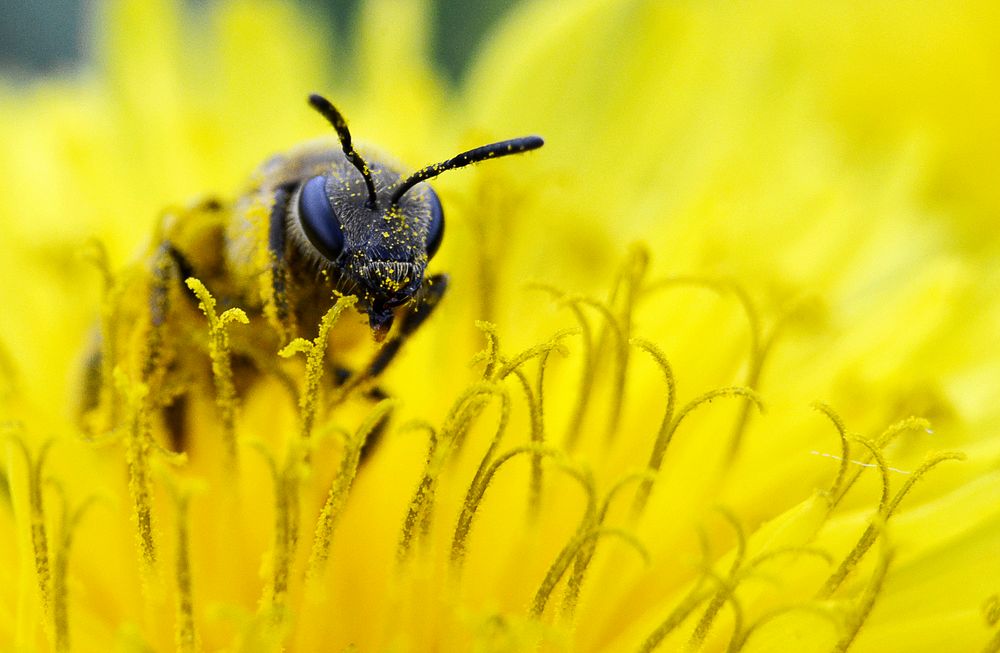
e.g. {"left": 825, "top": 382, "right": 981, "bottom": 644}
{"left": 0, "top": 0, "right": 87, "bottom": 76}
{"left": 0, "top": 0, "right": 519, "bottom": 82}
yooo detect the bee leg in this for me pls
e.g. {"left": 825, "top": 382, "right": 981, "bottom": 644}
{"left": 337, "top": 274, "right": 449, "bottom": 461}
{"left": 163, "top": 393, "right": 189, "bottom": 453}
{"left": 332, "top": 366, "right": 388, "bottom": 401}
{"left": 332, "top": 366, "right": 390, "bottom": 461}
{"left": 77, "top": 335, "right": 104, "bottom": 427}
{"left": 267, "top": 183, "right": 297, "bottom": 328}
{"left": 364, "top": 273, "right": 449, "bottom": 380}
{"left": 145, "top": 242, "right": 199, "bottom": 449}
{"left": 144, "top": 242, "right": 194, "bottom": 375}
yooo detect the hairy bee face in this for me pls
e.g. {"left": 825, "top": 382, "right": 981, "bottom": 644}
{"left": 286, "top": 162, "right": 445, "bottom": 334}
{"left": 243, "top": 93, "right": 541, "bottom": 342}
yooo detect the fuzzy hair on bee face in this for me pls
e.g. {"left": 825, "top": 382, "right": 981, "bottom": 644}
{"left": 284, "top": 160, "right": 434, "bottom": 304}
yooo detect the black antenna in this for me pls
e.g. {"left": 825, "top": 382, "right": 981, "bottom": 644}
{"left": 308, "top": 94, "right": 379, "bottom": 208}
{"left": 389, "top": 135, "right": 544, "bottom": 205}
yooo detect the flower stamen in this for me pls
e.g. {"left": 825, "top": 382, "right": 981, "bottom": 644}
{"left": 398, "top": 383, "right": 503, "bottom": 562}
{"left": 278, "top": 295, "right": 358, "bottom": 442}
{"left": 5, "top": 431, "right": 54, "bottom": 620}
{"left": 115, "top": 369, "right": 157, "bottom": 568}
{"left": 819, "top": 449, "right": 965, "bottom": 599}
{"left": 833, "top": 543, "right": 893, "bottom": 653}
{"left": 308, "top": 398, "right": 397, "bottom": 579}
{"left": 185, "top": 277, "right": 249, "bottom": 470}
{"left": 451, "top": 444, "right": 560, "bottom": 571}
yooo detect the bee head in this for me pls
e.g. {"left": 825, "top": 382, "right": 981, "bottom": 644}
{"left": 296, "top": 93, "right": 543, "bottom": 339}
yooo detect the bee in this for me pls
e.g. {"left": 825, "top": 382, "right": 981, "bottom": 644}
{"left": 82, "top": 93, "right": 543, "bottom": 446}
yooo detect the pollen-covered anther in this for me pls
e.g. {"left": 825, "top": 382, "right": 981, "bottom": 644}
{"left": 185, "top": 277, "right": 248, "bottom": 470}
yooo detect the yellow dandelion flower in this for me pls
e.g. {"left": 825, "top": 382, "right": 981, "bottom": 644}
{"left": 3, "top": 1, "right": 1000, "bottom": 652}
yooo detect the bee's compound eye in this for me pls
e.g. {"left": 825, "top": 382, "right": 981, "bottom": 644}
{"left": 425, "top": 186, "right": 445, "bottom": 260}
{"left": 298, "top": 175, "right": 345, "bottom": 260}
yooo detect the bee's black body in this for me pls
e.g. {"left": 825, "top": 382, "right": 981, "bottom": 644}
{"left": 228, "top": 139, "right": 444, "bottom": 342}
